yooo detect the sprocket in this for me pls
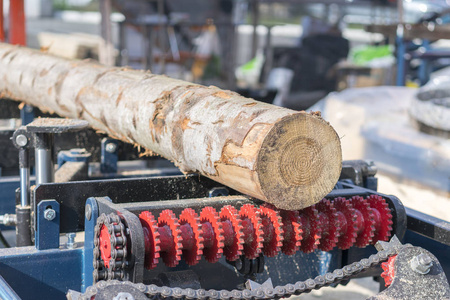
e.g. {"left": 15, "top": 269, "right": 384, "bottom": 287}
{"left": 200, "top": 207, "right": 224, "bottom": 263}
{"left": 316, "top": 199, "right": 339, "bottom": 251}
{"left": 158, "top": 209, "right": 182, "bottom": 267}
{"left": 366, "top": 195, "right": 393, "bottom": 244}
{"left": 349, "top": 196, "right": 375, "bottom": 247}
{"left": 179, "top": 208, "right": 204, "bottom": 266}
{"left": 239, "top": 204, "right": 264, "bottom": 259}
{"left": 259, "top": 204, "right": 284, "bottom": 257}
{"left": 139, "top": 211, "right": 160, "bottom": 269}
{"left": 220, "top": 205, "right": 244, "bottom": 261}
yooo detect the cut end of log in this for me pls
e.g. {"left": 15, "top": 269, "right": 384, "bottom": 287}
{"left": 256, "top": 112, "right": 342, "bottom": 210}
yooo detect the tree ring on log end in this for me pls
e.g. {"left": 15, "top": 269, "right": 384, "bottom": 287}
{"left": 256, "top": 113, "right": 342, "bottom": 210}
{"left": 278, "top": 137, "right": 323, "bottom": 186}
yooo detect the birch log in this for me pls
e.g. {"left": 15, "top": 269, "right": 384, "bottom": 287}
{"left": 0, "top": 43, "right": 342, "bottom": 210}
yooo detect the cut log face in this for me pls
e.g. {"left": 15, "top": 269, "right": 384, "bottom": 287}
{"left": 0, "top": 43, "right": 342, "bottom": 210}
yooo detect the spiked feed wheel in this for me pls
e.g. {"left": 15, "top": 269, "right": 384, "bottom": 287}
{"left": 95, "top": 195, "right": 393, "bottom": 273}
{"left": 139, "top": 211, "right": 160, "bottom": 269}
{"left": 179, "top": 208, "right": 204, "bottom": 265}
{"left": 280, "top": 210, "right": 303, "bottom": 255}
{"left": 299, "top": 205, "right": 322, "bottom": 253}
{"left": 349, "top": 196, "right": 376, "bottom": 247}
{"left": 333, "top": 197, "right": 357, "bottom": 250}
{"left": 239, "top": 204, "right": 264, "bottom": 259}
{"left": 367, "top": 195, "right": 393, "bottom": 244}
{"left": 158, "top": 210, "right": 183, "bottom": 267}
{"left": 259, "top": 205, "right": 284, "bottom": 257}
{"left": 316, "top": 199, "right": 339, "bottom": 252}
{"left": 200, "top": 207, "right": 224, "bottom": 263}
{"left": 220, "top": 205, "right": 244, "bottom": 261}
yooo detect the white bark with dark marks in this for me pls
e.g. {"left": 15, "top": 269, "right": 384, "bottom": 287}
{"left": 0, "top": 43, "right": 342, "bottom": 210}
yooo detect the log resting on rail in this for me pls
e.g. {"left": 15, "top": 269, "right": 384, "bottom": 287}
{"left": 0, "top": 43, "right": 342, "bottom": 210}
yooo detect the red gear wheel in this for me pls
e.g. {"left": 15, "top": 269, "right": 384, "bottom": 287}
{"left": 158, "top": 209, "right": 182, "bottom": 267}
{"left": 316, "top": 199, "right": 339, "bottom": 251}
{"left": 139, "top": 211, "right": 160, "bottom": 269}
{"left": 179, "top": 208, "right": 204, "bottom": 266}
{"left": 349, "top": 196, "right": 375, "bottom": 247}
{"left": 280, "top": 210, "right": 302, "bottom": 255}
{"left": 200, "top": 207, "right": 224, "bottom": 263}
{"left": 259, "top": 205, "right": 284, "bottom": 257}
{"left": 239, "top": 204, "right": 264, "bottom": 259}
{"left": 299, "top": 205, "right": 322, "bottom": 253}
{"left": 366, "top": 195, "right": 393, "bottom": 244}
{"left": 219, "top": 205, "right": 244, "bottom": 261}
{"left": 381, "top": 255, "right": 397, "bottom": 287}
{"left": 99, "top": 224, "right": 113, "bottom": 268}
{"left": 333, "top": 197, "right": 357, "bottom": 250}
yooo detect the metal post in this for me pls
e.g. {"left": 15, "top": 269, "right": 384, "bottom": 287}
{"left": 34, "top": 133, "right": 55, "bottom": 185}
{"left": 13, "top": 129, "right": 33, "bottom": 246}
{"left": 0, "top": 0, "right": 4, "bottom": 42}
{"left": 99, "top": 0, "right": 114, "bottom": 66}
{"left": 9, "top": 0, "right": 26, "bottom": 45}
{"left": 19, "top": 148, "right": 30, "bottom": 207}
{"left": 251, "top": 0, "right": 259, "bottom": 59}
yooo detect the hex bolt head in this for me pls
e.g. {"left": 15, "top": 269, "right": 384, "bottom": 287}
{"left": 105, "top": 143, "right": 117, "bottom": 153}
{"left": 15, "top": 134, "right": 28, "bottom": 147}
{"left": 44, "top": 208, "right": 56, "bottom": 221}
{"left": 410, "top": 253, "right": 433, "bottom": 274}
{"left": 85, "top": 204, "right": 92, "bottom": 221}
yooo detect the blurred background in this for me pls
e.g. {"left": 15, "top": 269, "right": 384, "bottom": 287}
{"left": 0, "top": 1, "right": 449, "bottom": 298}
{"left": 1, "top": 0, "right": 449, "bottom": 225}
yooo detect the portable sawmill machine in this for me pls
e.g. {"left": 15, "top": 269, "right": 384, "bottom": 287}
{"left": 0, "top": 44, "right": 448, "bottom": 300}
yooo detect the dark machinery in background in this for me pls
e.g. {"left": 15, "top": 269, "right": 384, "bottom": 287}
{"left": 0, "top": 100, "right": 449, "bottom": 300}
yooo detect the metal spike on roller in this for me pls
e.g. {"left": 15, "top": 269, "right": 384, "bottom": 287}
{"left": 99, "top": 196, "right": 394, "bottom": 270}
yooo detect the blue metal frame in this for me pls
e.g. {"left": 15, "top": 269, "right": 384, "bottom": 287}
{"left": 36, "top": 199, "right": 60, "bottom": 250}
{"left": 100, "top": 138, "right": 118, "bottom": 173}
{"left": 82, "top": 197, "right": 98, "bottom": 292}
{"left": 0, "top": 275, "right": 21, "bottom": 300}
{"left": 0, "top": 247, "right": 82, "bottom": 300}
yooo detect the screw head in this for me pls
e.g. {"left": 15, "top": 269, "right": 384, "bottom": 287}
{"left": 15, "top": 134, "right": 28, "bottom": 147}
{"left": 44, "top": 208, "right": 56, "bottom": 221}
{"left": 85, "top": 204, "right": 92, "bottom": 221}
{"left": 105, "top": 143, "right": 117, "bottom": 153}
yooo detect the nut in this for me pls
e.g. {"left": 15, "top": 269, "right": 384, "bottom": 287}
{"left": 410, "top": 253, "right": 433, "bottom": 274}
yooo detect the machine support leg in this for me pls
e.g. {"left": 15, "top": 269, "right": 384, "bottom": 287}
{"left": 9, "top": 0, "right": 26, "bottom": 46}
{"left": 0, "top": 0, "right": 4, "bottom": 42}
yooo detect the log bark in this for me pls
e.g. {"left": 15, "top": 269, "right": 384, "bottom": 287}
{"left": 0, "top": 43, "right": 342, "bottom": 210}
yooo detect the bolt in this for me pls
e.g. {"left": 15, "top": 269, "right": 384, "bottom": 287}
{"left": 86, "top": 204, "right": 92, "bottom": 221}
{"left": 113, "top": 292, "right": 135, "bottom": 300}
{"left": 105, "top": 143, "right": 117, "bottom": 153}
{"left": 410, "top": 253, "right": 433, "bottom": 274}
{"left": 24, "top": 105, "right": 33, "bottom": 113}
{"left": 66, "top": 232, "right": 76, "bottom": 249}
{"left": 44, "top": 208, "right": 56, "bottom": 221}
{"left": 15, "top": 134, "right": 28, "bottom": 147}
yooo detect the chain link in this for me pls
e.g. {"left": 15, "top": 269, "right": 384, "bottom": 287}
{"left": 85, "top": 243, "right": 398, "bottom": 300}
{"left": 93, "top": 213, "right": 128, "bottom": 283}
